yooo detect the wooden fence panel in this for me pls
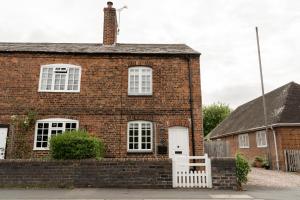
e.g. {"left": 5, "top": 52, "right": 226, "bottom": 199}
{"left": 204, "top": 140, "right": 231, "bottom": 157}
{"left": 284, "top": 149, "right": 300, "bottom": 172}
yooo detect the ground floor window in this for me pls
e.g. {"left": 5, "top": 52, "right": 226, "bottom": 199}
{"left": 256, "top": 130, "right": 267, "bottom": 147}
{"left": 238, "top": 133, "right": 249, "bottom": 148}
{"left": 127, "top": 121, "right": 153, "bottom": 152}
{"left": 34, "top": 118, "right": 78, "bottom": 150}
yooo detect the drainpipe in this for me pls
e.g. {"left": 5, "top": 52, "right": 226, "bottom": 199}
{"left": 270, "top": 126, "right": 280, "bottom": 170}
{"left": 187, "top": 56, "right": 196, "bottom": 157}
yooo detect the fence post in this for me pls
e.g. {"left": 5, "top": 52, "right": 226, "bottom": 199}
{"left": 172, "top": 158, "right": 177, "bottom": 188}
{"left": 284, "top": 150, "right": 288, "bottom": 172}
{"left": 205, "top": 153, "right": 212, "bottom": 188}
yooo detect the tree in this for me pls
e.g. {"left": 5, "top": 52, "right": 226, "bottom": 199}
{"left": 203, "top": 103, "right": 231, "bottom": 137}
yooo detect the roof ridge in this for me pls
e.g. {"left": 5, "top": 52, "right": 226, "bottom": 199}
{"left": 277, "top": 81, "right": 300, "bottom": 123}
{"left": 234, "top": 82, "right": 297, "bottom": 112}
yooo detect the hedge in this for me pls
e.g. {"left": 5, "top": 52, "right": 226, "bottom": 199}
{"left": 50, "top": 130, "right": 104, "bottom": 160}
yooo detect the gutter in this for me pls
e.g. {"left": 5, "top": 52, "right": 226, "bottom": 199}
{"left": 270, "top": 125, "right": 280, "bottom": 170}
{"left": 187, "top": 56, "right": 196, "bottom": 156}
{"left": 210, "top": 123, "right": 300, "bottom": 139}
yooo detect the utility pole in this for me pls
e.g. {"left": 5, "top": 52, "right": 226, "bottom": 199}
{"left": 255, "top": 26, "right": 273, "bottom": 167}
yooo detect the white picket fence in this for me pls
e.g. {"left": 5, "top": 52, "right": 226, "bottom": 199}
{"left": 172, "top": 154, "right": 212, "bottom": 188}
{"left": 284, "top": 149, "right": 300, "bottom": 172}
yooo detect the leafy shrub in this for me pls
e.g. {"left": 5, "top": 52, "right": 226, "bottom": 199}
{"left": 252, "top": 156, "right": 264, "bottom": 167}
{"left": 50, "top": 130, "right": 104, "bottom": 160}
{"left": 262, "top": 158, "right": 270, "bottom": 169}
{"left": 236, "top": 153, "right": 251, "bottom": 190}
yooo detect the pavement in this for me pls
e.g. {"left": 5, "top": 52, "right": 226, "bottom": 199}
{"left": 0, "top": 187, "right": 299, "bottom": 200}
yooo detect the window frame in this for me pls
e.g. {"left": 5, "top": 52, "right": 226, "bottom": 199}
{"left": 38, "top": 64, "right": 82, "bottom": 93}
{"left": 127, "top": 121, "right": 153, "bottom": 153}
{"left": 33, "top": 118, "right": 79, "bottom": 150}
{"left": 128, "top": 66, "right": 153, "bottom": 96}
{"left": 256, "top": 130, "right": 268, "bottom": 148}
{"left": 238, "top": 134, "right": 250, "bottom": 148}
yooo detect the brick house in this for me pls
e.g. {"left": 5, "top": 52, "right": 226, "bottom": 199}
{"left": 208, "top": 82, "right": 300, "bottom": 170}
{"left": 0, "top": 2, "right": 203, "bottom": 160}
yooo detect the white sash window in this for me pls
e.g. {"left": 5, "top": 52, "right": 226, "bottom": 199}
{"left": 39, "top": 64, "right": 81, "bottom": 92}
{"left": 127, "top": 121, "right": 153, "bottom": 152}
{"left": 238, "top": 134, "right": 250, "bottom": 148}
{"left": 128, "top": 67, "right": 152, "bottom": 95}
{"left": 34, "top": 118, "right": 79, "bottom": 150}
{"left": 256, "top": 130, "right": 267, "bottom": 147}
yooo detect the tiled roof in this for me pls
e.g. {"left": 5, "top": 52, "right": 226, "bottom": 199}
{"left": 208, "top": 82, "right": 300, "bottom": 139}
{"left": 0, "top": 43, "right": 200, "bottom": 55}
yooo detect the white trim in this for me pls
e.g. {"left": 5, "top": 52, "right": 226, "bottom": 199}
{"left": 256, "top": 130, "right": 268, "bottom": 148}
{"left": 128, "top": 66, "right": 152, "bottom": 96}
{"left": 38, "top": 64, "right": 82, "bottom": 93}
{"left": 33, "top": 118, "right": 79, "bottom": 150}
{"left": 210, "top": 123, "right": 300, "bottom": 139}
{"left": 238, "top": 134, "right": 249, "bottom": 148}
{"left": 127, "top": 120, "right": 153, "bottom": 152}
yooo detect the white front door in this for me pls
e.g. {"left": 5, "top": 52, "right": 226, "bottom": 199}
{"left": 168, "top": 127, "right": 189, "bottom": 171}
{"left": 0, "top": 128, "right": 8, "bottom": 160}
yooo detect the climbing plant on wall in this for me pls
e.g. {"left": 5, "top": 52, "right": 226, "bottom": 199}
{"left": 10, "top": 110, "right": 38, "bottom": 159}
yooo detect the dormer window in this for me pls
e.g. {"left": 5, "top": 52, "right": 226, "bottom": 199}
{"left": 128, "top": 67, "right": 152, "bottom": 95}
{"left": 39, "top": 64, "right": 81, "bottom": 92}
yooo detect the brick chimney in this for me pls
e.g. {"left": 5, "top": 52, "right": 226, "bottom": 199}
{"left": 103, "top": 1, "right": 118, "bottom": 45}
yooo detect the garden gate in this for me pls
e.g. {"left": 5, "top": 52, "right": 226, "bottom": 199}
{"left": 172, "top": 154, "right": 212, "bottom": 188}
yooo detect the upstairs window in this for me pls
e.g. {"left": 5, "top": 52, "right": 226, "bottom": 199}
{"left": 39, "top": 64, "right": 81, "bottom": 92}
{"left": 127, "top": 121, "right": 153, "bottom": 152}
{"left": 128, "top": 67, "right": 152, "bottom": 95}
{"left": 238, "top": 134, "right": 249, "bottom": 148}
{"left": 256, "top": 130, "right": 267, "bottom": 148}
{"left": 34, "top": 118, "right": 79, "bottom": 150}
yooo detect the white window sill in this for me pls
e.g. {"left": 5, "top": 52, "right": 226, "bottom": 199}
{"left": 33, "top": 148, "right": 50, "bottom": 151}
{"left": 38, "top": 90, "right": 80, "bottom": 93}
{"left": 257, "top": 145, "right": 268, "bottom": 148}
{"left": 239, "top": 146, "right": 249, "bottom": 149}
{"left": 127, "top": 150, "right": 153, "bottom": 153}
{"left": 128, "top": 93, "right": 152, "bottom": 96}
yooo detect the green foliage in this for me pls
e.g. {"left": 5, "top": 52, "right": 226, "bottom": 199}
{"left": 10, "top": 110, "right": 38, "bottom": 159}
{"left": 236, "top": 153, "right": 251, "bottom": 189}
{"left": 203, "top": 103, "right": 231, "bottom": 137}
{"left": 252, "top": 156, "right": 270, "bottom": 169}
{"left": 262, "top": 158, "right": 270, "bottom": 169}
{"left": 254, "top": 156, "right": 264, "bottom": 163}
{"left": 50, "top": 130, "right": 104, "bottom": 160}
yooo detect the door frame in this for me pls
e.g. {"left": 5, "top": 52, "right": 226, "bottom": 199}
{"left": 0, "top": 124, "right": 9, "bottom": 160}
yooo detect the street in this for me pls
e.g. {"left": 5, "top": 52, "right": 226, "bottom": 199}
{"left": 0, "top": 187, "right": 299, "bottom": 200}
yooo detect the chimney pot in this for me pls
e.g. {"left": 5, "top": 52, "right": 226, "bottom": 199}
{"left": 107, "top": 1, "right": 113, "bottom": 8}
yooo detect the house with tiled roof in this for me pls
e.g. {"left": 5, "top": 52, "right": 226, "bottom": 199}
{"left": 0, "top": 2, "right": 203, "bottom": 160}
{"left": 208, "top": 82, "right": 300, "bottom": 170}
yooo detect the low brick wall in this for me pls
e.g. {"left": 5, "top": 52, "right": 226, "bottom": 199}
{"left": 211, "top": 157, "right": 237, "bottom": 190}
{"left": 0, "top": 158, "right": 172, "bottom": 188}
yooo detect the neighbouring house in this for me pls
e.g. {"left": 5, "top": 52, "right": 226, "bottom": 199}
{"left": 0, "top": 2, "right": 203, "bottom": 160}
{"left": 208, "top": 82, "right": 300, "bottom": 170}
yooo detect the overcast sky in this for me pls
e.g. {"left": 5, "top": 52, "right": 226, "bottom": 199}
{"left": 1, "top": 0, "right": 299, "bottom": 108}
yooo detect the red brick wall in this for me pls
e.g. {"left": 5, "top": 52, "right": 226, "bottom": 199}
{"left": 220, "top": 131, "right": 269, "bottom": 163}
{"left": 215, "top": 126, "right": 300, "bottom": 170}
{"left": 275, "top": 127, "right": 300, "bottom": 170}
{"left": 0, "top": 52, "right": 203, "bottom": 158}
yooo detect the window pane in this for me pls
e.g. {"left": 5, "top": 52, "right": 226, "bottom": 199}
{"left": 128, "top": 67, "right": 152, "bottom": 95}
{"left": 128, "top": 121, "right": 152, "bottom": 151}
{"left": 35, "top": 122, "right": 49, "bottom": 148}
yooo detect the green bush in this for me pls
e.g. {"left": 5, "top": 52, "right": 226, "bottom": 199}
{"left": 50, "top": 130, "right": 104, "bottom": 160}
{"left": 236, "top": 153, "right": 251, "bottom": 190}
{"left": 262, "top": 158, "right": 270, "bottom": 169}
